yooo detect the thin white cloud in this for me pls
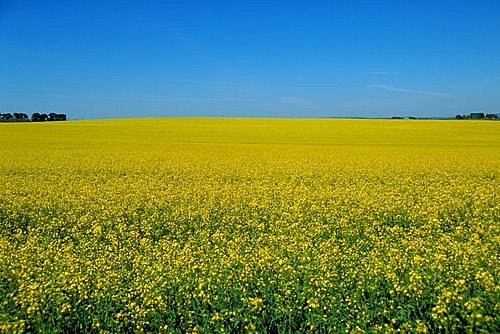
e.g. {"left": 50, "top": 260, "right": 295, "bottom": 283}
{"left": 369, "top": 71, "right": 398, "bottom": 75}
{"left": 201, "top": 97, "right": 257, "bottom": 103}
{"left": 278, "top": 96, "right": 317, "bottom": 108}
{"left": 343, "top": 97, "right": 410, "bottom": 108}
{"left": 35, "top": 91, "right": 256, "bottom": 103}
{"left": 152, "top": 78, "right": 232, "bottom": 85}
{"left": 369, "top": 84, "right": 448, "bottom": 97}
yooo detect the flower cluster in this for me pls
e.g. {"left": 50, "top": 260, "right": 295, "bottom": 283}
{"left": 1, "top": 118, "right": 498, "bottom": 332}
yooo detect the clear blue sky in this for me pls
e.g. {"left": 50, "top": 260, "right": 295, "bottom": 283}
{"left": 1, "top": 0, "right": 499, "bottom": 119}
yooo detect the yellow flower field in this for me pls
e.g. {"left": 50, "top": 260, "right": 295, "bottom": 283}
{"left": 0, "top": 118, "right": 499, "bottom": 332}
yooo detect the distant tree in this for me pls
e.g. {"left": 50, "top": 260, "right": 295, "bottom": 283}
{"left": 469, "top": 112, "right": 485, "bottom": 119}
{"left": 32, "top": 112, "right": 66, "bottom": 122}
{"left": 455, "top": 114, "right": 464, "bottom": 120}
{"left": 13, "top": 113, "right": 29, "bottom": 121}
{"left": 485, "top": 113, "right": 498, "bottom": 119}
{"left": 0, "top": 113, "right": 14, "bottom": 121}
{"left": 47, "top": 112, "right": 67, "bottom": 121}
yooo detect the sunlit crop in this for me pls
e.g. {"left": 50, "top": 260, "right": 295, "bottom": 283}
{"left": 1, "top": 118, "right": 499, "bottom": 332}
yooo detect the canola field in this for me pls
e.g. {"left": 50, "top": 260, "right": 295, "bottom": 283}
{"left": 0, "top": 118, "right": 499, "bottom": 333}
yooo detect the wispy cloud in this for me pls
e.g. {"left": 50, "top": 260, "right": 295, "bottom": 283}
{"left": 343, "top": 97, "right": 410, "bottom": 108}
{"left": 278, "top": 96, "right": 317, "bottom": 108}
{"left": 369, "top": 71, "right": 398, "bottom": 76}
{"left": 35, "top": 91, "right": 256, "bottom": 104}
{"left": 369, "top": 84, "right": 448, "bottom": 97}
{"left": 152, "top": 78, "right": 232, "bottom": 85}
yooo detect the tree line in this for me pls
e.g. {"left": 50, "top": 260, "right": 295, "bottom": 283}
{"left": 0, "top": 112, "right": 67, "bottom": 122}
{"left": 455, "top": 112, "right": 498, "bottom": 120}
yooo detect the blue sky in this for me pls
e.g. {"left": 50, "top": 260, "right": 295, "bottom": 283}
{"left": 1, "top": 0, "right": 499, "bottom": 119}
